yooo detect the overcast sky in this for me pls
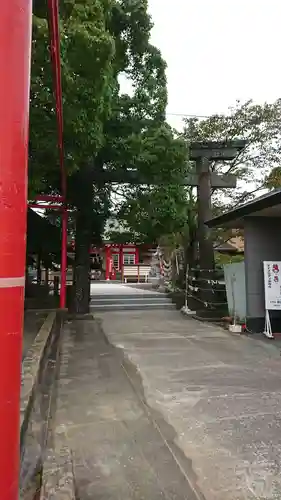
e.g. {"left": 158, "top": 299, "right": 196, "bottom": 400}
{"left": 148, "top": 0, "right": 281, "bottom": 130}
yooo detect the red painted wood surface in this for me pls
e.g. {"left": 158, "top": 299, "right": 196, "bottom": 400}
{"left": 0, "top": 1, "right": 32, "bottom": 498}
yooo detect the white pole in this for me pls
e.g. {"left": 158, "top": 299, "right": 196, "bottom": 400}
{"left": 231, "top": 273, "right": 236, "bottom": 326}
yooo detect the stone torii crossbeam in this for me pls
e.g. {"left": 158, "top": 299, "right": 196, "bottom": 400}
{"left": 190, "top": 140, "right": 246, "bottom": 277}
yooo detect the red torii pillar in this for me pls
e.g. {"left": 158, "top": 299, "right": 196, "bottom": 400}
{"left": 0, "top": 1, "right": 33, "bottom": 499}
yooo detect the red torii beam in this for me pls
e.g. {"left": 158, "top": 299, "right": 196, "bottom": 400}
{"left": 0, "top": 1, "right": 33, "bottom": 499}
{"left": 47, "top": 0, "right": 68, "bottom": 309}
{"left": 28, "top": 0, "right": 68, "bottom": 308}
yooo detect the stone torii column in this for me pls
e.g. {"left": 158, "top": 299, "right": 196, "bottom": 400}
{"left": 189, "top": 140, "right": 246, "bottom": 311}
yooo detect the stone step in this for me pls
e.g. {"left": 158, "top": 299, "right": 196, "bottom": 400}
{"left": 90, "top": 293, "right": 165, "bottom": 301}
{"left": 90, "top": 296, "right": 172, "bottom": 306}
{"left": 90, "top": 302, "right": 176, "bottom": 312}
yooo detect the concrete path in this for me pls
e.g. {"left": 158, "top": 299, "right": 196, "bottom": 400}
{"left": 54, "top": 319, "right": 202, "bottom": 500}
{"left": 90, "top": 282, "right": 160, "bottom": 296}
{"left": 98, "top": 309, "right": 281, "bottom": 500}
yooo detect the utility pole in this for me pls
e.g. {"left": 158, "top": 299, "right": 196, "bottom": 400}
{"left": 0, "top": 2, "right": 33, "bottom": 499}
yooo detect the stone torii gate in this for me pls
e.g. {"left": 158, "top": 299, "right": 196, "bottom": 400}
{"left": 189, "top": 140, "right": 246, "bottom": 310}
{"left": 99, "top": 140, "right": 246, "bottom": 300}
{"left": 190, "top": 140, "right": 246, "bottom": 277}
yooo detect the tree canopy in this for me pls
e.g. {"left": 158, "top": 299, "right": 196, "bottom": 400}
{"left": 29, "top": 3, "right": 281, "bottom": 301}
{"left": 29, "top": 0, "right": 191, "bottom": 311}
{"left": 113, "top": 98, "right": 281, "bottom": 281}
{"left": 108, "top": 124, "right": 190, "bottom": 244}
{"left": 183, "top": 99, "right": 281, "bottom": 208}
{"left": 112, "top": 98, "right": 281, "bottom": 248}
{"left": 30, "top": 0, "right": 116, "bottom": 193}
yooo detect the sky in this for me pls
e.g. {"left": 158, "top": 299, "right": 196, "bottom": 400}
{"left": 148, "top": 0, "right": 281, "bottom": 131}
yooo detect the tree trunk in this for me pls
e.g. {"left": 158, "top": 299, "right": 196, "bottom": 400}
{"left": 72, "top": 211, "right": 91, "bottom": 314}
{"left": 72, "top": 166, "right": 94, "bottom": 314}
{"left": 37, "top": 252, "right": 41, "bottom": 285}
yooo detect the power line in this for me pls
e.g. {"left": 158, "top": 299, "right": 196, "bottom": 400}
{"left": 166, "top": 112, "right": 212, "bottom": 119}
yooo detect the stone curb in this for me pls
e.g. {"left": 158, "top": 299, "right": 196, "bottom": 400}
{"left": 20, "top": 312, "right": 56, "bottom": 432}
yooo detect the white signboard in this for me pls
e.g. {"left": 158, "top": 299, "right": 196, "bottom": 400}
{"left": 263, "top": 261, "right": 281, "bottom": 310}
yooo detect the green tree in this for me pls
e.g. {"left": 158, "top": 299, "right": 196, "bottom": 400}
{"left": 109, "top": 125, "right": 190, "bottom": 242}
{"left": 265, "top": 166, "right": 281, "bottom": 189}
{"left": 178, "top": 99, "right": 281, "bottom": 277}
{"left": 121, "top": 99, "right": 281, "bottom": 286}
{"left": 183, "top": 99, "right": 281, "bottom": 209}
{"left": 30, "top": 0, "right": 117, "bottom": 313}
{"left": 29, "top": 0, "right": 181, "bottom": 313}
{"left": 30, "top": 0, "right": 116, "bottom": 191}
{"left": 115, "top": 99, "right": 281, "bottom": 289}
